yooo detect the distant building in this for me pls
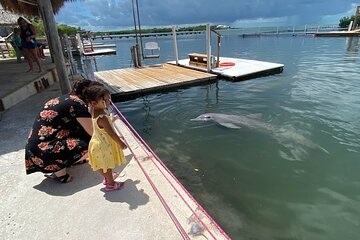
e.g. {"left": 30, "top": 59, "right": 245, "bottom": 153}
{"left": 216, "top": 24, "right": 230, "bottom": 29}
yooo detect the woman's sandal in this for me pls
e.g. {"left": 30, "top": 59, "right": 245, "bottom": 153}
{"left": 44, "top": 173, "right": 73, "bottom": 183}
{"left": 105, "top": 181, "right": 125, "bottom": 192}
{"left": 102, "top": 172, "right": 120, "bottom": 185}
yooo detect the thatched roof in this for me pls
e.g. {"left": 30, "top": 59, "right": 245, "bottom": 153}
{"left": 0, "top": 0, "right": 75, "bottom": 16}
{"left": 0, "top": 9, "right": 20, "bottom": 26}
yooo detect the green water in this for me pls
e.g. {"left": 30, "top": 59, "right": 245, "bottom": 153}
{"left": 92, "top": 35, "right": 360, "bottom": 239}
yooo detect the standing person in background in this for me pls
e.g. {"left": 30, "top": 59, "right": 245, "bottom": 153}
{"left": 12, "top": 28, "right": 22, "bottom": 50}
{"left": 17, "top": 16, "right": 42, "bottom": 72}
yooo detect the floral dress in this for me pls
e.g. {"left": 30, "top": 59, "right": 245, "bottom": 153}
{"left": 25, "top": 94, "right": 91, "bottom": 174}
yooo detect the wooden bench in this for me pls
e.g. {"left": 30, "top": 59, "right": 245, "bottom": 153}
{"left": 188, "top": 53, "right": 208, "bottom": 68}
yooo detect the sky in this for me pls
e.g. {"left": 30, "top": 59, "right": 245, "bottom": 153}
{"left": 54, "top": 0, "right": 359, "bottom": 31}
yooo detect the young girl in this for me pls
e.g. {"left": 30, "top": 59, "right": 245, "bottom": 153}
{"left": 85, "top": 85, "right": 127, "bottom": 191}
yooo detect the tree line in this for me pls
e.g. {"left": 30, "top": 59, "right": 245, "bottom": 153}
{"left": 339, "top": 15, "right": 359, "bottom": 28}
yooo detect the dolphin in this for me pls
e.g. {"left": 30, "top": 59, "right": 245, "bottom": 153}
{"left": 191, "top": 113, "right": 268, "bottom": 130}
{"left": 191, "top": 113, "right": 329, "bottom": 155}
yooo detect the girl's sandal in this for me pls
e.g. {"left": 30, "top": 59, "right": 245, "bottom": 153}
{"left": 105, "top": 181, "right": 125, "bottom": 192}
{"left": 45, "top": 173, "right": 73, "bottom": 183}
{"left": 102, "top": 172, "right": 120, "bottom": 185}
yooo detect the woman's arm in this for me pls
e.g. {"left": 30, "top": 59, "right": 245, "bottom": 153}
{"left": 77, "top": 117, "right": 93, "bottom": 136}
{"left": 98, "top": 116, "right": 127, "bottom": 149}
{"left": 29, "top": 24, "right": 36, "bottom": 38}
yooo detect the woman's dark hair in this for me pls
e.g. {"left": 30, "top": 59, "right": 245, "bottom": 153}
{"left": 71, "top": 79, "right": 103, "bottom": 101}
{"left": 83, "top": 85, "right": 110, "bottom": 103}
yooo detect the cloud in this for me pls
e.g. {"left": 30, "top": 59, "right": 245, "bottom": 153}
{"left": 55, "top": 0, "right": 358, "bottom": 31}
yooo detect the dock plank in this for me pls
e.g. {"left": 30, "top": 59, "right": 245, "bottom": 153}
{"left": 94, "top": 64, "right": 216, "bottom": 99}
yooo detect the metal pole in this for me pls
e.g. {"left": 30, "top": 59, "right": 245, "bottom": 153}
{"left": 135, "top": 0, "right": 144, "bottom": 59}
{"left": 64, "top": 34, "right": 76, "bottom": 75}
{"left": 131, "top": 0, "right": 139, "bottom": 45}
{"left": 206, "top": 24, "right": 211, "bottom": 72}
{"left": 172, "top": 26, "right": 179, "bottom": 65}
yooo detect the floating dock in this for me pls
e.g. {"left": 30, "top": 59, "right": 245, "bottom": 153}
{"left": 83, "top": 48, "right": 116, "bottom": 56}
{"left": 169, "top": 57, "right": 284, "bottom": 80}
{"left": 94, "top": 64, "right": 217, "bottom": 100}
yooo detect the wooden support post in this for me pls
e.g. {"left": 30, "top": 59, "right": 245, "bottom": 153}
{"left": 172, "top": 26, "right": 179, "bottom": 65}
{"left": 135, "top": 43, "right": 141, "bottom": 67}
{"left": 38, "top": 0, "right": 71, "bottom": 94}
{"left": 130, "top": 46, "right": 137, "bottom": 67}
{"left": 206, "top": 24, "right": 211, "bottom": 72}
{"left": 216, "top": 35, "right": 220, "bottom": 68}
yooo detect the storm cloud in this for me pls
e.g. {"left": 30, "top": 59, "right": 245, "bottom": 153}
{"left": 55, "top": 0, "right": 357, "bottom": 30}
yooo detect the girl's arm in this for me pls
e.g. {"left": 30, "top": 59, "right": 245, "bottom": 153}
{"left": 98, "top": 116, "right": 127, "bottom": 149}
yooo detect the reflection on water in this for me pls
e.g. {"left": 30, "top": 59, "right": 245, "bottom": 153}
{"left": 345, "top": 37, "right": 360, "bottom": 62}
{"left": 102, "top": 36, "right": 359, "bottom": 240}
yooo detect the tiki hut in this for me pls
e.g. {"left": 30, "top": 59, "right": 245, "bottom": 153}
{"left": 0, "top": 9, "right": 20, "bottom": 36}
{"left": 0, "top": 0, "right": 77, "bottom": 93}
{"left": 0, "top": 0, "right": 68, "bottom": 16}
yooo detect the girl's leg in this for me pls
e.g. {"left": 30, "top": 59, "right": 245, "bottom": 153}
{"left": 97, "top": 169, "right": 115, "bottom": 185}
{"left": 98, "top": 169, "right": 124, "bottom": 191}
{"left": 29, "top": 48, "right": 42, "bottom": 72}
{"left": 23, "top": 49, "right": 33, "bottom": 72}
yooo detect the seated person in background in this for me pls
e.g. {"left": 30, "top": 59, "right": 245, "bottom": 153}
{"left": 37, "top": 40, "right": 46, "bottom": 59}
{"left": 12, "top": 28, "right": 22, "bottom": 51}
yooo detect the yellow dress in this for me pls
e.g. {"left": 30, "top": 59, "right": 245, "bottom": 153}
{"left": 88, "top": 114, "right": 126, "bottom": 173}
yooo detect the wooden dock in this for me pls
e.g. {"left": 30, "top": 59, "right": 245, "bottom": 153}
{"left": 315, "top": 30, "right": 360, "bottom": 37}
{"left": 94, "top": 64, "right": 217, "bottom": 100}
{"left": 0, "top": 58, "right": 57, "bottom": 111}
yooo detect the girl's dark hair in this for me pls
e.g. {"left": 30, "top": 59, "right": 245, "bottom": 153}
{"left": 71, "top": 79, "right": 103, "bottom": 101}
{"left": 83, "top": 85, "right": 110, "bottom": 103}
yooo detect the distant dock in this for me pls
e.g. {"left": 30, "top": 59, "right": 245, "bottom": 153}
{"left": 92, "top": 31, "right": 204, "bottom": 40}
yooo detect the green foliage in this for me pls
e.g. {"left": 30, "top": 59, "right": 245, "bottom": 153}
{"left": 31, "top": 17, "right": 46, "bottom": 38}
{"left": 57, "top": 24, "right": 82, "bottom": 36}
{"left": 29, "top": 17, "right": 82, "bottom": 37}
{"left": 339, "top": 15, "right": 356, "bottom": 28}
{"left": 93, "top": 25, "right": 225, "bottom": 36}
